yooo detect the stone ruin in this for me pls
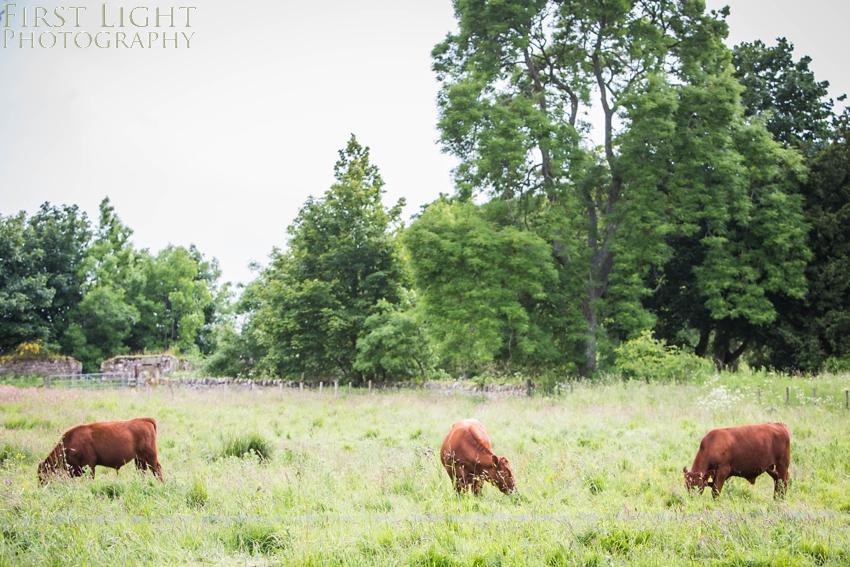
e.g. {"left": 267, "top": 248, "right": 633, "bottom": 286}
{"left": 0, "top": 357, "right": 82, "bottom": 377}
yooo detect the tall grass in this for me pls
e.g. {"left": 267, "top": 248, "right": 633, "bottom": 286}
{"left": 1, "top": 370, "right": 849, "bottom": 565}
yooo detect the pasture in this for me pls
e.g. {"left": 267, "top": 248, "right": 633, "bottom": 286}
{"left": 1, "top": 373, "right": 850, "bottom": 566}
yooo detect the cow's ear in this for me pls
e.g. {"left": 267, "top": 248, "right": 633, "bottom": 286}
{"left": 492, "top": 455, "right": 499, "bottom": 467}
{"left": 706, "top": 469, "right": 715, "bottom": 483}
{"left": 683, "top": 466, "right": 688, "bottom": 474}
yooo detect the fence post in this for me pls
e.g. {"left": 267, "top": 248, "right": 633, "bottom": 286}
{"left": 846, "top": 389, "right": 849, "bottom": 410}
{"left": 45, "top": 375, "right": 51, "bottom": 389}
{"left": 368, "top": 380, "right": 372, "bottom": 395}
{"left": 334, "top": 380, "right": 338, "bottom": 398}
{"left": 299, "top": 382, "right": 303, "bottom": 393}
{"left": 526, "top": 379, "right": 533, "bottom": 397}
{"left": 319, "top": 382, "right": 323, "bottom": 395}
{"left": 349, "top": 382, "right": 351, "bottom": 395}
{"left": 279, "top": 381, "right": 283, "bottom": 398}
{"left": 758, "top": 387, "right": 761, "bottom": 404}
{"left": 786, "top": 387, "right": 790, "bottom": 406}
{"left": 812, "top": 388, "right": 816, "bottom": 403}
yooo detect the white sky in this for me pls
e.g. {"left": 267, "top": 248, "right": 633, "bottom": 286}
{"left": 1, "top": 0, "right": 847, "bottom": 287}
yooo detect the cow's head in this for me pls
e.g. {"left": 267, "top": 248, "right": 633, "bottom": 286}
{"left": 683, "top": 466, "right": 715, "bottom": 494}
{"left": 492, "top": 455, "right": 516, "bottom": 494}
{"left": 37, "top": 459, "right": 60, "bottom": 485}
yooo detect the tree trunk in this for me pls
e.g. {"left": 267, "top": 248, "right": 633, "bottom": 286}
{"left": 580, "top": 286, "right": 601, "bottom": 377}
{"left": 695, "top": 327, "right": 711, "bottom": 358}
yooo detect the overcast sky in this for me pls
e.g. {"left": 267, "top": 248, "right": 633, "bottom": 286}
{"left": 1, "top": 0, "right": 847, "bottom": 287}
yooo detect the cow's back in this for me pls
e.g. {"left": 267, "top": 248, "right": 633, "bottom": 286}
{"left": 698, "top": 423, "right": 789, "bottom": 473}
{"left": 441, "top": 419, "right": 494, "bottom": 468}
{"left": 65, "top": 418, "right": 158, "bottom": 469}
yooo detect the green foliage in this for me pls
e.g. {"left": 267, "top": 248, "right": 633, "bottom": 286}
{"left": 186, "top": 476, "right": 208, "bottom": 508}
{"left": 218, "top": 433, "right": 272, "bottom": 462}
{"left": 733, "top": 38, "right": 838, "bottom": 152}
{"left": 0, "top": 204, "right": 91, "bottom": 354}
{"left": 405, "top": 199, "right": 566, "bottom": 371}
{"left": 228, "top": 523, "right": 289, "bottom": 556}
{"left": 824, "top": 356, "right": 850, "bottom": 374}
{"left": 251, "top": 135, "right": 406, "bottom": 381}
{"left": 755, "top": 119, "right": 850, "bottom": 371}
{"left": 615, "top": 331, "right": 714, "bottom": 382}
{"left": 636, "top": 73, "right": 811, "bottom": 369}
{"left": 430, "top": 0, "right": 807, "bottom": 376}
{"left": 130, "top": 245, "right": 213, "bottom": 354}
{"left": 1, "top": 197, "right": 224, "bottom": 372}
{"left": 354, "top": 295, "right": 435, "bottom": 381}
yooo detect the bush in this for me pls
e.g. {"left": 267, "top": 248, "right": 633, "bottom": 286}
{"left": 614, "top": 331, "right": 714, "bottom": 382}
{"left": 186, "top": 476, "right": 208, "bottom": 508}
{"left": 824, "top": 355, "right": 850, "bottom": 374}
{"left": 218, "top": 433, "right": 273, "bottom": 462}
{"left": 0, "top": 341, "right": 49, "bottom": 363}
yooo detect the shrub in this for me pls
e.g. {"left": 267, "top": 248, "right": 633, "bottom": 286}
{"left": 614, "top": 331, "right": 714, "bottom": 382}
{"left": 186, "top": 476, "right": 208, "bottom": 508}
{"left": 219, "top": 433, "right": 272, "bottom": 462}
{"left": 824, "top": 355, "right": 850, "bottom": 374}
{"left": 228, "top": 523, "right": 289, "bottom": 555}
{"left": 0, "top": 341, "right": 49, "bottom": 364}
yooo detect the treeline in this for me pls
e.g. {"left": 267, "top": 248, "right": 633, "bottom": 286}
{"left": 0, "top": 199, "right": 226, "bottom": 372}
{"left": 3, "top": 3, "right": 849, "bottom": 382}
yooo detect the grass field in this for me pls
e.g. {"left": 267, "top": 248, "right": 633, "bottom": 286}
{"left": 1, "top": 372, "right": 850, "bottom": 566}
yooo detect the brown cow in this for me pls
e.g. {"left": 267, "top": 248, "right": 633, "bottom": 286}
{"left": 683, "top": 422, "right": 790, "bottom": 498}
{"left": 38, "top": 417, "right": 163, "bottom": 484}
{"left": 440, "top": 418, "right": 516, "bottom": 495}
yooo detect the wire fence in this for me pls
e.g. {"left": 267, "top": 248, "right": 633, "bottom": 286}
{"left": 45, "top": 372, "right": 136, "bottom": 389}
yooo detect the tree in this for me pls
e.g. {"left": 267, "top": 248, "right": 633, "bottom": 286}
{"left": 756, "top": 114, "right": 850, "bottom": 370}
{"left": 62, "top": 198, "right": 142, "bottom": 371}
{"left": 252, "top": 135, "right": 406, "bottom": 381}
{"left": 129, "top": 245, "right": 213, "bottom": 354}
{"left": 0, "top": 203, "right": 91, "bottom": 354}
{"left": 353, "top": 295, "right": 436, "bottom": 381}
{"left": 26, "top": 203, "right": 92, "bottom": 349}
{"left": 0, "top": 212, "right": 55, "bottom": 353}
{"left": 431, "top": 0, "right": 808, "bottom": 374}
{"left": 404, "top": 198, "right": 577, "bottom": 373}
{"left": 733, "top": 38, "right": 839, "bottom": 153}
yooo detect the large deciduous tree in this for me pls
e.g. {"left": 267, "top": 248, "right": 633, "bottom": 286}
{"left": 252, "top": 135, "right": 406, "bottom": 381}
{"left": 732, "top": 37, "right": 839, "bottom": 153}
{"left": 0, "top": 212, "right": 55, "bottom": 353}
{"left": 404, "top": 198, "right": 579, "bottom": 373}
{"left": 757, "top": 115, "right": 850, "bottom": 370}
{"left": 0, "top": 204, "right": 91, "bottom": 354}
{"left": 430, "top": 0, "right": 810, "bottom": 373}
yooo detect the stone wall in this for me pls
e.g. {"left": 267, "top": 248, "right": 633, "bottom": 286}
{"left": 167, "top": 377, "right": 530, "bottom": 397}
{"left": 0, "top": 357, "right": 82, "bottom": 377}
{"left": 100, "top": 355, "right": 192, "bottom": 380}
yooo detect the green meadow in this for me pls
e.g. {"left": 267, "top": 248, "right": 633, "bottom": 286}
{"left": 1, "top": 373, "right": 850, "bottom": 566}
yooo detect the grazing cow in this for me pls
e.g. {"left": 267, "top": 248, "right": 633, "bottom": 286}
{"left": 38, "top": 417, "right": 163, "bottom": 484}
{"left": 440, "top": 418, "right": 516, "bottom": 495}
{"left": 683, "top": 422, "right": 790, "bottom": 498}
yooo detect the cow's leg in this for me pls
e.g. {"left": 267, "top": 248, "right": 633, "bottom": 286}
{"left": 454, "top": 466, "right": 467, "bottom": 493}
{"left": 134, "top": 451, "right": 163, "bottom": 481}
{"left": 711, "top": 466, "right": 731, "bottom": 498}
{"left": 769, "top": 463, "right": 790, "bottom": 498}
